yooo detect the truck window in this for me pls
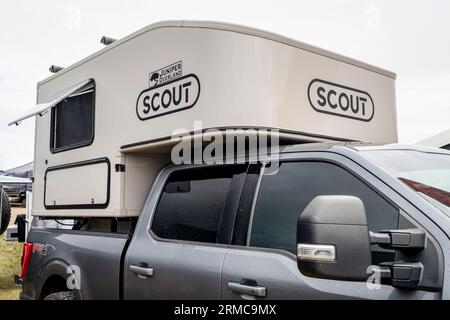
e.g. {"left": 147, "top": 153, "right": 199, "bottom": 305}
{"left": 50, "top": 84, "right": 95, "bottom": 152}
{"left": 249, "top": 162, "right": 399, "bottom": 264}
{"left": 151, "top": 166, "right": 246, "bottom": 244}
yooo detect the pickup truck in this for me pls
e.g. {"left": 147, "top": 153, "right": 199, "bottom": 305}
{"left": 18, "top": 142, "right": 450, "bottom": 300}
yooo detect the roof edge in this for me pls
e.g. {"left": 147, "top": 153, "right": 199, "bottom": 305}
{"left": 37, "top": 20, "right": 396, "bottom": 87}
{"left": 416, "top": 128, "right": 450, "bottom": 147}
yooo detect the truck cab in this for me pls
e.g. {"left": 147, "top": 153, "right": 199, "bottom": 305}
{"left": 122, "top": 143, "right": 450, "bottom": 299}
{"left": 19, "top": 143, "right": 450, "bottom": 300}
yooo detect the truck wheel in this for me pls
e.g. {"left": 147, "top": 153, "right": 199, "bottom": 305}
{"left": 44, "top": 291, "right": 76, "bottom": 300}
{"left": 0, "top": 189, "right": 11, "bottom": 234}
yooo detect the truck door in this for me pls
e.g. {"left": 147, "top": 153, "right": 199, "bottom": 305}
{"left": 222, "top": 157, "right": 444, "bottom": 299}
{"left": 124, "top": 164, "right": 247, "bottom": 299}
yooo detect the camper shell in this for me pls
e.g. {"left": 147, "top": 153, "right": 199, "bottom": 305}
{"left": 11, "top": 21, "right": 398, "bottom": 218}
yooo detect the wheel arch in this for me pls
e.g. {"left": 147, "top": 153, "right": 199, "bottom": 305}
{"left": 38, "top": 259, "right": 82, "bottom": 300}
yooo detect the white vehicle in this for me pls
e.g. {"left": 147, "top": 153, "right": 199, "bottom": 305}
{"left": 418, "top": 129, "right": 450, "bottom": 150}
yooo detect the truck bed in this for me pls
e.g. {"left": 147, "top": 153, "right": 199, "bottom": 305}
{"left": 22, "top": 228, "right": 130, "bottom": 300}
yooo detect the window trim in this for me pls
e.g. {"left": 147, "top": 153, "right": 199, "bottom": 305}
{"left": 148, "top": 163, "right": 249, "bottom": 246}
{"left": 231, "top": 163, "right": 263, "bottom": 246}
{"left": 49, "top": 80, "right": 96, "bottom": 154}
{"left": 244, "top": 163, "right": 266, "bottom": 246}
{"left": 245, "top": 158, "right": 401, "bottom": 250}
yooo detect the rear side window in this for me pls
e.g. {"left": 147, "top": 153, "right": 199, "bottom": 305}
{"left": 50, "top": 84, "right": 95, "bottom": 152}
{"left": 151, "top": 166, "right": 246, "bottom": 244}
{"left": 249, "top": 162, "right": 399, "bottom": 263}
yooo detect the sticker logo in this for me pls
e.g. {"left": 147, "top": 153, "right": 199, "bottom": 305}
{"left": 308, "top": 79, "right": 374, "bottom": 122}
{"left": 149, "top": 61, "right": 183, "bottom": 87}
{"left": 137, "top": 61, "right": 200, "bottom": 121}
{"left": 32, "top": 243, "right": 55, "bottom": 257}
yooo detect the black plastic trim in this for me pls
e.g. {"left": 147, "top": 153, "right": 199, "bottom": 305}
{"left": 119, "top": 233, "right": 132, "bottom": 300}
{"left": 115, "top": 164, "right": 125, "bottom": 172}
{"left": 216, "top": 167, "right": 248, "bottom": 245}
{"left": 232, "top": 163, "right": 262, "bottom": 246}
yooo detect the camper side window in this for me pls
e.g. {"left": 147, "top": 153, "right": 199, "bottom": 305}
{"left": 50, "top": 86, "right": 95, "bottom": 152}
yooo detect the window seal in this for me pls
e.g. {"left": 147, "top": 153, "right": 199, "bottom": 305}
{"left": 216, "top": 168, "right": 248, "bottom": 244}
{"left": 244, "top": 163, "right": 267, "bottom": 246}
{"left": 231, "top": 163, "right": 263, "bottom": 246}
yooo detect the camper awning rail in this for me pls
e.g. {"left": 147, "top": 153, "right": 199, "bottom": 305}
{"left": 8, "top": 79, "right": 93, "bottom": 126}
{"left": 0, "top": 176, "right": 32, "bottom": 184}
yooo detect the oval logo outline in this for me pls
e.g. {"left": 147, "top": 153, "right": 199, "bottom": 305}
{"left": 136, "top": 73, "right": 201, "bottom": 121}
{"left": 307, "top": 79, "right": 375, "bottom": 122}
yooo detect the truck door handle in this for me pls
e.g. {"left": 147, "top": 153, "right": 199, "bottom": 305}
{"left": 129, "top": 265, "right": 154, "bottom": 278}
{"left": 228, "top": 281, "right": 266, "bottom": 297}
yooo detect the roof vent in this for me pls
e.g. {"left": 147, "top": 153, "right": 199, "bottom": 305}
{"left": 100, "top": 36, "right": 117, "bottom": 46}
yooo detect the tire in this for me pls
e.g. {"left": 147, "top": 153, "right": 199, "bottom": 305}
{"left": 0, "top": 189, "right": 11, "bottom": 235}
{"left": 44, "top": 291, "right": 76, "bottom": 300}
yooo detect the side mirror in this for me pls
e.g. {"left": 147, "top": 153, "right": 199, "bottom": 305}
{"left": 297, "top": 195, "right": 372, "bottom": 281}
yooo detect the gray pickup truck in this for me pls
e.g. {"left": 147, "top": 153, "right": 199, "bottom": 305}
{"left": 18, "top": 143, "right": 450, "bottom": 300}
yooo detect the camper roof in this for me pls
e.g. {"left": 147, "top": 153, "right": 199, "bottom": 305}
{"left": 37, "top": 20, "right": 396, "bottom": 88}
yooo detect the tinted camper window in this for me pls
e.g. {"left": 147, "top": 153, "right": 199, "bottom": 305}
{"left": 50, "top": 86, "right": 95, "bottom": 152}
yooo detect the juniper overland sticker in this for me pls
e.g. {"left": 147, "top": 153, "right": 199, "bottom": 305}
{"left": 137, "top": 61, "right": 201, "bottom": 121}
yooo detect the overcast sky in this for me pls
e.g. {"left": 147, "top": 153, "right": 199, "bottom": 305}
{"left": 0, "top": 0, "right": 449, "bottom": 169}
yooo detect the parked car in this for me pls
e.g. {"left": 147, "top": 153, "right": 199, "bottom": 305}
{"left": 3, "top": 185, "right": 27, "bottom": 206}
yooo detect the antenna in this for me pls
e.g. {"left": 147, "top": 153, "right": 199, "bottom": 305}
{"left": 100, "top": 36, "right": 117, "bottom": 46}
{"left": 49, "top": 65, "right": 64, "bottom": 73}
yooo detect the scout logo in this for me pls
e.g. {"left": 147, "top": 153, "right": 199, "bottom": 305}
{"left": 308, "top": 79, "right": 374, "bottom": 122}
{"left": 137, "top": 61, "right": 200, "bottom": 121}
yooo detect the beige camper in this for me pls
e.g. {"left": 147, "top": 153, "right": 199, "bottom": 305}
{"left": 10, "top": 21, "right": 398, "bottom": 218}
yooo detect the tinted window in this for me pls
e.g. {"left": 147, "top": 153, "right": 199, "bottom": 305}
{"left": 250, "top": 162, "right": 399, "bottom": 263}
{"left": 51, "top": 88, "right": 94, "bottom": 151}
{"left": 152, "top": 166, "right": 245, "bottom": 244}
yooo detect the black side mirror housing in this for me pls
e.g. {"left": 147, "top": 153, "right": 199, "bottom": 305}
{"left": 297, "top": 195, "right": 372, "bottom": 281}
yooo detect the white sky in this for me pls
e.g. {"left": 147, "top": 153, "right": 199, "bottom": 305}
{"left": 0, "top": 0, "right": 449, "bottom": 169}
